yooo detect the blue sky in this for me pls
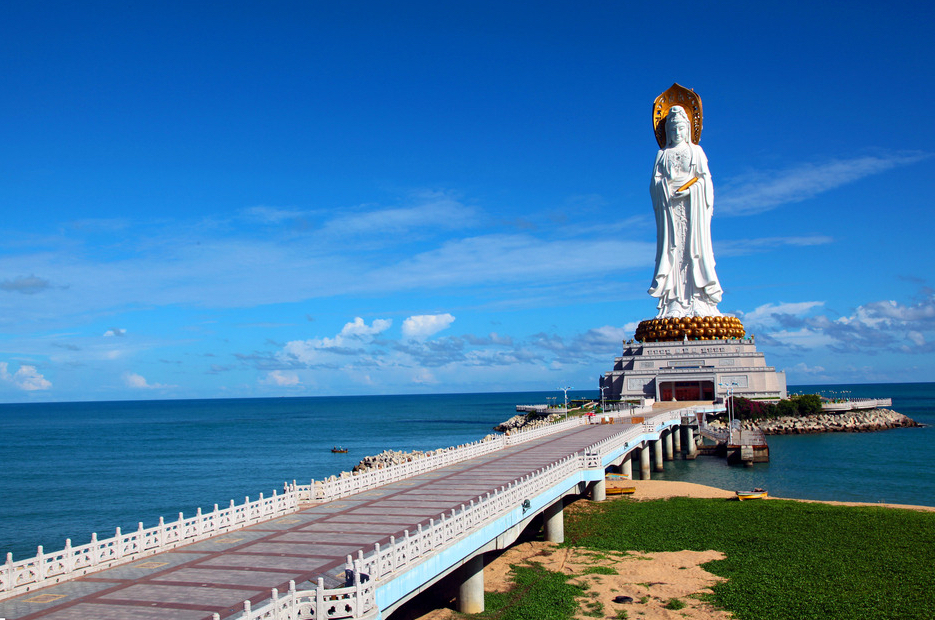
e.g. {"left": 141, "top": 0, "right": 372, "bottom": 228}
{"left": 1, "top": 1, "right": 933, "bottom": 402}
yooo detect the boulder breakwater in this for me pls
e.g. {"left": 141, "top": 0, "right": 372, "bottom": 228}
{"left": 710, "top": 408, "right": 920, "bottom": 435}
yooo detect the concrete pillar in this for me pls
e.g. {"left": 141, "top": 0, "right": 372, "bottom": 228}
{"left": 591, "top": 478, "right": 606, "bottom": 502}
{"left": 686, "top": 426, "right": 697, "bottom": 459}
{"left": 639, "top": 445, "right": 651, "bottom": 480}
{"left": 621, "top": 454, "right": 633, "bottom": 479}
{"left": 543, "top": 499, "right": 564, "bottom": 543}
{"left": 663, "top": 429, "right": 674, "bottom": 461}
{"left": 459, "top": 554, "right": 485, "bottom": 614}
{"left": 653, "top": 438, "right": 664, "bottom": 472}
{"left": 673, "top": 424, "right": 682, "bottom": 455}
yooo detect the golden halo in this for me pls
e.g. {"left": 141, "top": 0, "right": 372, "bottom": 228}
{"left": 653, "top": 83, "right": 703, "bottom": 148}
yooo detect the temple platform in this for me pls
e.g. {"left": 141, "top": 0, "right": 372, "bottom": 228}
{"left": 601, "top": 338, "right": 786, "bottom": 403}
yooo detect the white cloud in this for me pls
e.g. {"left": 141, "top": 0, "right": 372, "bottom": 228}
{"left": 103, "top": 328, "right": 127, "bottom": 337}
{"left": 281, "top": 317, "right": 392, "bottom": 365}
{"left": 262, "top": 370, "right": 300, "bottom": 386}
{"left": 402, "top": 314, "right": 456, "bottom": 340}
{"left": 0, "top": 362, "right": 52, "bottom": 391}
{"left": 718, "top": 153, "right": 929, "bottom": 216}
{"left": 787, "top": 362, "right": 826, "bottom": 374}
{"left": 338, "top": 317, "right": 392, "bottom": 340}
{"left": 123, "top": 372, "right": 172, "bottom": 389}
{"left": 742, "top": 301, "right": 825, "bottom": 327}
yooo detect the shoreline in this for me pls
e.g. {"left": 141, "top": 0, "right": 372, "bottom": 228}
{"left": 613, "top": 478, "right": 935, "bottom": 512}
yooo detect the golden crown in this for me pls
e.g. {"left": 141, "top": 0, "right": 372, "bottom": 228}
{"left": 653, "top": 83, "right": 703, "bottom": 148}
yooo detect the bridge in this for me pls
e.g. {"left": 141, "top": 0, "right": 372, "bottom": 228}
{"left": 0, "top": 405, "right": 718, "bottom": 620}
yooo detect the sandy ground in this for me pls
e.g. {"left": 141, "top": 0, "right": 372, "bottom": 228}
{"left": 412, "top": 479, "right": 933, "bottom": 620}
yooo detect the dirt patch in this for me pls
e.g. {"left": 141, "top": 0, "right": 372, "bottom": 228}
{"left": 481, "top": 541, "right": 731, "bottom": 620}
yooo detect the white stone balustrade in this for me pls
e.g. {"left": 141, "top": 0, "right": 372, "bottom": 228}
{"left": 235, "top": 409, "right": 690, "bottom": 620}
{"left": 0, "top": 413, "right": 585, "bottom": 600}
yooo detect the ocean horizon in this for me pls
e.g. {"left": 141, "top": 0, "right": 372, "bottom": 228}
{"left": 1, "top": 382, "right": 932, "bottom": 561}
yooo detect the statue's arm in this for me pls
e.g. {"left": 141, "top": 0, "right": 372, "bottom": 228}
{"left": 694, "top": 145, "right": 714, "bottom": 208}
{"left": 650, "top": 150, "right": 667, "bottom": 210}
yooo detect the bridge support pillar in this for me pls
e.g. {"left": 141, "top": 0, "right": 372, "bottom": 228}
{"left": 673, "top": 424, "right": 682, "bottom": 455}
{"left": 459, "top": 554, "right": 485, "bottom": 614}
{"left": 640, "top": 445, "right": 651, "bottom": 480}
{"left": 653, "top": 438, "right": 664, "bottom": 472}
{"left": 591, "top": 478, "right": 606, "bottom": 502}
{"left": 543, "top": 499, "right": 564, "bottom": 543}
{"left": 621, "top": 454, "right": 632, "bottom": 479}
{"left": 663, "top": 429, "right": 674, "bottom": 461}
{"left": 686, "top": 426, "right": 697, "bottom": 459}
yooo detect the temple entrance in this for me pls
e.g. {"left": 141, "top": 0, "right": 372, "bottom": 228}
{"left": 659, "top": 380, "right": 715, "bottom": 402}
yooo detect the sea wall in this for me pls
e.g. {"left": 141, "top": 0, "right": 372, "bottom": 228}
{"left": 353, "top": 434, "right": 500, "bottom": 472}
{"left": 729, "top": 408, "right": 920, "bottom": 435}
{"left": 494, "top": 412, "right": 565, "bottom": 433}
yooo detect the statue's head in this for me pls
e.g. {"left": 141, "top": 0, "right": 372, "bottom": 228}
{"left": 665, "top": 106, "right": 692, "bottom": 147}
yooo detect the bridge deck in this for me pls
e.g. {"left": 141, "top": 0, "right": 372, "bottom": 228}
{"left": 1, "top": 422, "right": 631, "bottom": 620}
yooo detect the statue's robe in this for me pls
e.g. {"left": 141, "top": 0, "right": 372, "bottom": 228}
{"left": 648, "top": 141, "right": 723, "bottom": 317}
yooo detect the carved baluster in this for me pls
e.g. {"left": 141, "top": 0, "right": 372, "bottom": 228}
{"left": 316, "top": 577, "right": 325, "bottom": 618}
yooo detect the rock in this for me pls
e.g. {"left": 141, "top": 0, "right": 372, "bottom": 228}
{"left": 754, "top": 409, "right": 919, "bottom": 435}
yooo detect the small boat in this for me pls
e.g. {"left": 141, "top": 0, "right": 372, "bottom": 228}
{"left": 735, "top": 490, "right": 768, "bottom": 501}
{"left": 331, "top": 447, "right": 348, "bottom": 453}
{"left": 606, "top": 486, "right": 636, "bottom": 496}
{"left": 606, "top": 473, "right": 630, "bottom": 480}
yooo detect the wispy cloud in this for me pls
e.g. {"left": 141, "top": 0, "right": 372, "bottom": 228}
{"left": 718, "top": 152, "right": 929, "bottom": 216}
{"left": 1, "top": 275, "right": 53, "bottom": 295}
{"left": 746, "top": 291, "right": 935, "bottom": 354}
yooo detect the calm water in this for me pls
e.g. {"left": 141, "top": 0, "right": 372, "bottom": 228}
{"left": 0, "top": 384, "right": 931, "bottom": 560}
{"left": 652, "top": 383, "right": 935, "bottom": 507}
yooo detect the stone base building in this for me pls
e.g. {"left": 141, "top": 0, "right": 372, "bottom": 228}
{"left": 601, "top": 338, "right": 786, "bottom": 403}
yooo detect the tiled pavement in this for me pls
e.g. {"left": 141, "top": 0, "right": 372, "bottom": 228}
{"left": 1, "top": 422, "right": 631, "bottom": 620}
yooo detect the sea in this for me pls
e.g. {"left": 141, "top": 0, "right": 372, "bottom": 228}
{"left": 0, "top": 383, "right": 932, "bottom": 561}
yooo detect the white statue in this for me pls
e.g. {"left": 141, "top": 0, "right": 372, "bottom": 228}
{"left": 648, "top": 104, "right": 723, "bottom": 317}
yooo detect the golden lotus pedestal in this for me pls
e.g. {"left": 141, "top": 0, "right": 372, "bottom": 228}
{"left": 635, "top": 316, "right": 745, "bottom": 342}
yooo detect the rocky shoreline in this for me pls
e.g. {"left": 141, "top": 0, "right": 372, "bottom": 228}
{"left": 712, "top": 408, "right": 920, "bottom": 435}
{"left": 353, "top": 434, "right": 500, "bottom": 472}
{"left": 493, "top": 412, "right": 565, "bottom": 433}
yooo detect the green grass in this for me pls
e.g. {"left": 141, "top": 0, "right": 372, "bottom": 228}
{"left": 480, "top": 563, "right": 585, "bottom": 620}
{"left": 663, "top": 598, "right": 685, "bottom": 610}
{"left": 565, "top": 497, "right": 935, "bottom": 620}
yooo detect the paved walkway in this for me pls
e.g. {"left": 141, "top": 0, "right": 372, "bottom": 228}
{"left": 1, "top": 422, "right": 631, "bottom": 620}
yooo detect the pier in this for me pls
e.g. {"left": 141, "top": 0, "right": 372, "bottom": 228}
{"left": 0, "top": 405, "right": 718, "bottom": 620}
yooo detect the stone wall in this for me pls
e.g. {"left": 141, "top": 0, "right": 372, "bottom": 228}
{"left": 731, "top": 408, "right": 920, "bottom": 435}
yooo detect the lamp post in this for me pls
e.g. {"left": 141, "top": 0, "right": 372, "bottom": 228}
{"left": 599, "top": 385, "right": 608, "bottom": 413}
{"left": 717, "top": 381, "right": 739, "bottom": 445}
{"left": 560, "top": 386, "right": 573, "bottom": 419}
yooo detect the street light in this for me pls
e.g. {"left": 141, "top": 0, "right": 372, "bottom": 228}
{"left": 599, "top": 385, "right": 608, "bottom": 413}
{"left": 717, "top": 381, "right": 739, "bottom": 445}
{"left": 560, "top": 386, "right": 573, "bottom": 419}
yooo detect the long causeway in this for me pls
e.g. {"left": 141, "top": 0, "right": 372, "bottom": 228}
{"left": 0, "top": 408, "right": 708, "bottom": 620}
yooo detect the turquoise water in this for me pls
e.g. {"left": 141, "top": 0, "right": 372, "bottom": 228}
{"left": 652, "top": 383, "right": 935, "bottom": 506}
{"left": 0, "top": 384, "right": 931, "bottom": 561}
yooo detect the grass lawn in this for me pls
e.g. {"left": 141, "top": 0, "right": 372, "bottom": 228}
{"left": 563, "top": 497, "right": 935, "bottom": 620}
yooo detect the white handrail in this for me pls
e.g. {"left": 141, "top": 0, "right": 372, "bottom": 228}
{"left": 0, "top": 415, "right": 586, "bottom": 599}
{"left": 235, "top": 409, "right": 689, "bottom": 620}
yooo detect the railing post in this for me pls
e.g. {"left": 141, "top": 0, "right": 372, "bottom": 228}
{"left": 90, "top": 533, "right": 99, "bottom": 566}
{"left": 316, "top": 577, "right": 325, "bottom": 617}
{"left": 6, "top": 552, "right": 14, "bottom": 590}
{"left": 114, "top": 528, "right": 122, "bottom": 560}
{"left": 36, "top": 546, "right": 45, "bottom": 580}
{"left": 63, "top": 538, "right": 73, "bottom": 573}
{"left": 157, "top": 517, "right": 165, "bottom": 548}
